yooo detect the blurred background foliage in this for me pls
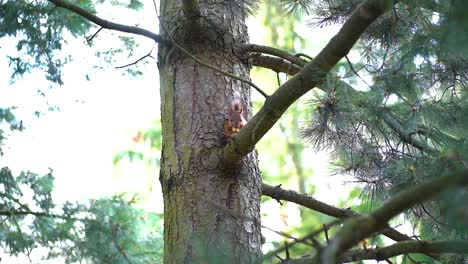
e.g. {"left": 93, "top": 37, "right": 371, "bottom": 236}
{"left": 1, "top": 0, "right": 163, "bottom": 263}
{"left": 0, "top": 107, "right": 163, "bottom": 263}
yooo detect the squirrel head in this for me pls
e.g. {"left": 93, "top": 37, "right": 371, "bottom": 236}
{"left": 231, "top": 101, "right": 243, "bottom": 113}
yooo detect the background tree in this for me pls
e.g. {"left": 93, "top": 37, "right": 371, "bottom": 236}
{"left": 0, "top": 114, "right": 163, "bottom": 263}
{"left": 1, "top": 0, "right": 467, "bottom": 263}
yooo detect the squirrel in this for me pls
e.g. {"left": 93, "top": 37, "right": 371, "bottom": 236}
{"left": 224, "top": 101, "right": 247, "bottom": 142}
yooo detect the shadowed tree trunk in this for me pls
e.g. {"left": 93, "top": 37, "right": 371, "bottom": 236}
{"left": 158, "top": 1, "right": 262, "bottom": 263}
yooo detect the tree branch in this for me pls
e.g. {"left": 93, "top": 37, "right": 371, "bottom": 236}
{"left": 224, "top": 0, "right": 393, "bottom": 163}
{"left": 248, "top": 47, "right": 439, "bottom": 156}
{"left": 115, "top": 45, "right": 155, "bottom": 69}
{"left": 322, "top": 168, "right": 468, "bottom": 264}
{"left": 242, "top": 44, "right": 308, "bottom": 68}
{"left": 263, "top": 221, "right": 340, "bottom": 260}
{"left": 250, "top": 55, "right": 302, "bottom": 76}
{"left": 283, "top": 240, "right": 468, "bottom": 264}
{"left": 48, "top": 0, "right": 164, "bottom": 43}
{"left": 342, "top": 240, "right": 468, "bottom": 262}
{"left": 0, "top": 210, "right": 79, "bottom": 220}
{"left": 262, "top": 183, "right": 412, "bottom": 243}
{"left": 111, "top": 221, "right": 133, "bottom": 264}
{"left": 380, "top": 108, "right": 439, "bottom": 155}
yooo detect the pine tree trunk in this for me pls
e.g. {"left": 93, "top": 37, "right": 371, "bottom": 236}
{"left": 158, "top": 1, "right": 262, "bottom": 263}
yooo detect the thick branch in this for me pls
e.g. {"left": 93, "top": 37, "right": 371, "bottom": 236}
{"left": 242, "top": 44, "right": 308, "bottom": 67}
{"left": 322, "top": 168, "right": 468, "bottom": 264}
{"left": 251, "top": 55, "right": 302, "bottom": 75}
{"left": 343, "top": 240, "right": 468, "bottom": 262}
{"left": 48, "top": 0, "right": 163, "bottom": 43}
{"left": 283, "top": 240, "right": 468, "bottom": 264}
{"left": 224, "top": 0, "right": 392, "bottom": 163}
{"left": 262, "top": 183, "right": 412, "bottom": 243}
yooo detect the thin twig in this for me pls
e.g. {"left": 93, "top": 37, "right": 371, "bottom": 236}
{"left": 295, "top": 53, "right": 313, "bottom": 61}
{"left": 324, "top": 224, "right": 330, "bottom": 244}
{"left": 262, "top": 225, "right": 315, "bottom": 248}
{"left": 263, "top": 220, "right": 340, "bottom": 260}
{"left": 115, "top": 45, "right": 156, "bottom": 69}
{"left": 345, "top": 55, "right": 371, "bottom": 88}
{"left": 87, "top": 27, "right": 103, "bottom": 43}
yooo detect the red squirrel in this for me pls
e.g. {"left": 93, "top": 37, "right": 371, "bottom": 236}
{"left": 224, "top": 101, "right": 247, "bottom": 142}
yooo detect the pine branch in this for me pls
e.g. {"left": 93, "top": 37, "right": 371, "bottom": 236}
{"left": 111, "top": 221, "right": 133, "bottom": 264}
{"left": 0, "top": 192, "right": 81, "bottom": 220}
{"left": 241, "top": 44, "right": 308, "bottom": 67}
{"left": 262, "top": 183, "right": 412, "bottom": 243}
{"left": 0, "top": 210, "right": 79, "bottom": 220}
{"left": 47, "top": 0, "right": 164, "bottom": 43}
{"left": 343, "top": 240, "right": 468, "bottom": 262}
{"left": 250, "top": 55, "right": 302, "bottom": 76}
{"left": 248, "top": 45, "right": 441, "bottom": 156}
{"left": 380, "top": 108, "right": 439, "bottom": 155}
{"left": 263, "top": 222, "right": 340, "bottom": 260}
{"left": 0, "top": 210, "right": 53, "bottom": 217}
{"left": 283, "top": 240, "right": 468, "bottom": 264}
{"left": 322, "top": 168, "right": 468, "bottom": 264}
{"left": 224, "top": 0, "right": 393, "bottom": 163}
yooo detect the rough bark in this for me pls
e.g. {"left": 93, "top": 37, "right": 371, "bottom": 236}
{"left": 158, "top": 1, "right": 262, "bottom": 263}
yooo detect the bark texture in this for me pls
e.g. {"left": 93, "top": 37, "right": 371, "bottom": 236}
{"left": 158, "top": 1, "right": 262, "bottom": 263}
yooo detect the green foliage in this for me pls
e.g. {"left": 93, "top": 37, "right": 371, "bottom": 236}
{"left": 81, "top": 197, "right": 163, "bottom": 264}
{"left": 127, "top": 0, "right": 144, "bottom": 10}
{"left": 299, "top": 0, "right": 468, "bottom": 250}
{"left": 0, "top": 0, "right": 93, "bottom": 84}
{"left": 1, "top": 0, "right": 147, "bottom": 85}
{"left": 0, "top": 0, "right": 163, "bottom": 259}
{"left": 0, "top": 107, "right": 23, "bottom": 155}
{"left": 442, "top": 0, "right": 468, "bottom": 57}
{"left": 269, "top": 0, "right": 315, "bottom": 16}
{"left": 0, "top": 167, "right": 163, "bottom": 263}
{"left": 261, "top": 2, "right": 306, "bottom": 50}
{"left": 113, "top": 120, "right": 162, "bottom": 167}
{"left": 0, "top": 108, "right": 162, "bottom": 262}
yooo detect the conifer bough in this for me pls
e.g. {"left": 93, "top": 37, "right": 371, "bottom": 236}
{"left": 223, "top": 0, "right": 394, "bottom": 163}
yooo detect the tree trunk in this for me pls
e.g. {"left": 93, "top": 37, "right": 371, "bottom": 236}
{"left": 158, "top": 1, "right": 262, "bottom": 263}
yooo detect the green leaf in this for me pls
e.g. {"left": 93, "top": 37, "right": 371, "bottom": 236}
{"left": 127, "top": 0, "right": 144, "bottom": 10}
